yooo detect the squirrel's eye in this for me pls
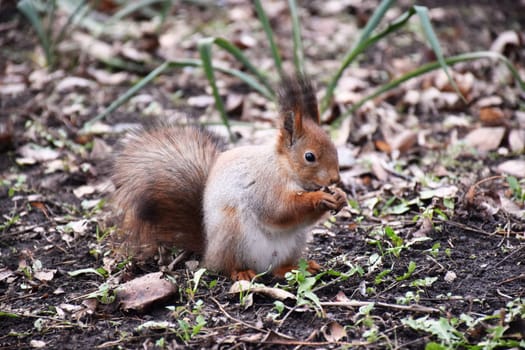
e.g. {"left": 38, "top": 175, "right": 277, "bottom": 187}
{"left": 304, "top": 152, "right": 316, "bottom": 163}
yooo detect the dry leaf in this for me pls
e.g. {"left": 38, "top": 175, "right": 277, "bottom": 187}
{"left": 499, "top": 195, "right": 525, "bottom": 219}
{"left": 479, "top": 107, "right": 506, "bottom": 126}
{"left": 388, "top": 130, "right": 418, "bottom": 153}
{"left": 508, "top": 129, "right": 525, "bottom": 153}
{"left": 334, "top": 291, "right": 351, "bottom": 302}
{"left": 374, "top": 139, "right": 391, "bottom": 153}
{"left": 82, "top": 298, "right": 98, "bottom": 313}
{"left": 34, "top": 269, "right": 56, "bottom": 282}
{"left": 57, "top": 219, "right": 90, "bottom": 236}
{"left": 0, "top": 83, "right": 26, "bottom": 95}
{"left": 226, "top": 93, "right": 244, "bottom": 114}
{"left": 229, "top": 280, "right": 295, "bottom": 300}
{"left": 90, "top": 138, "right": 112, "bottom": 160}
{"left": 44, "top": 159, "right": 65, "bottom": 173}
{"left": 73, "top": 180, "right": 113, "bottom": 198}
{"left": 188, "top": 95, "right": 215, "bottom": 108}
{"left": 58, "top": 303, "right": 83, "bottom": 313}
{"left": 72, "top": 32, "right": 116, "bottom": 62}
{"left": 321, "top": 321, "right": 347, "bottom": 342}
{"left": 87, "top": 67, "right": 130, "bottom": 85}
{"left": 17, "top": 144, "right": 60, "bottom": 164}
{"left": 412, "top": 217, "right": 434, "bottom": 238}
{"left": 420, "top": 185, "right": 459, "bottom": 199}
{"left": 55, "top": 76, "right": 96, "bottom": 92}
{"left": 497, "top": 160, "right": 525, "bottom": 178}
{"left": 29, "top": 340, "right": 46, "bottom": 348}
{"left": 120, "top": 45, "right": 152, "bottom": 62}
{"left": 239, "top": 333, "right": 264, "bottom": 343}
{"left": 463, "top": 127, "right": 505, "bottom": 152}
{"left": 490, "top": 30, "right": 521, "bottom": 53}
{"left": 477, "top": 96, "right": 503, "bottom": 108}
{"left": 116, "top": 272, "right": 177, "bottom": 312}
{"left": 0, "top": 268, "right": 14, "bottom": 282}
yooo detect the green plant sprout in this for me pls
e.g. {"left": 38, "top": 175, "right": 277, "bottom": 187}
{"left": 402, "top": 298, "right": 525, "bottom": 349}
{"left": 285, "top": 259, "right": 324, "bottom": 315}
{"left": 167, "top": 299, "right": 207, "bottom": 342}
{"left": 85, "top": 282, "right": 115, "bottom": 304}
{"left": 507, "top": 176, "right": 525, "bottom": 204}
{"left": 17, "top": 0, "right": 90, "bottom": 68}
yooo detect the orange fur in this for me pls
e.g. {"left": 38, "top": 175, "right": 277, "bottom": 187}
{"left": 111, "top": 75, "right": 347, "bottom": 279}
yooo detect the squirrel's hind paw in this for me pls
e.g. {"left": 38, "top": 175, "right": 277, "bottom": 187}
{"left": 306, "top": 260, "right": 321, "bottom": 274}
{"left": 273, "top": 260, "right": 322, "bottom": 278}
{"left": 231, "top": 269, "right": 257, "bottom": 281}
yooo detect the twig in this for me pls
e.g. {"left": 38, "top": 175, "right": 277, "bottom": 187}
{"left": 444, "top": 220, "right": 493, "bottom": 236}
{"left": 465, "top": 175, "right": 504, "bottom": 204}
{"left": 498, "top": 273, "right": 525, "bottom": 285}
{"left": 496, "top": 289, "right": 514, "bottom": 299}
{"left": 210, "top": 297, "right": 263, "bottom": 333}
{"left": 274, "top": 304, "right": 300, "bottom": 333}
{"left": 320, "top": 300, "right": 440, "bottom": 313}
{"left": 493, "top": 244, "right": 525, "bottom": 268}
{"left": 167, "top": 250, "right": 191, "bottom": 271}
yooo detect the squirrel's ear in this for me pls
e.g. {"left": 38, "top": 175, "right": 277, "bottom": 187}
{"left": 282, "top": 109, "right": 304, "bottom": 145}
{"left": 278, "top": 75, "right": 320, "bottom": 145}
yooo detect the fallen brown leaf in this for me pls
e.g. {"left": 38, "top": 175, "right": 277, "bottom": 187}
{"left": 508, "top": 129, "right": 525, "bottom": 153}
{"left": 479, "top": 107, "right": 506, "bottom": 126}
{"left": 321, "top": 321, "right": 347, "bottom": 342}
{"left": 463, "top": 127, "right": 505, "bottom": 152}
{"left": 388, "top": 130, "right": 418, "bottom": 153}
{"left": 116, "top": 272, "right": 177, "bottom": 312}
{"left": 412, "top": 217, "right": 434, "bottom": 238}
{"left": 497, "top": 160, "right": 525, "bottom": 178}
{"left": 229, "top": 280, "right": 295, "bottom": 301}
{"left": 34, "top": 269, "right": 56, "bottom": 282}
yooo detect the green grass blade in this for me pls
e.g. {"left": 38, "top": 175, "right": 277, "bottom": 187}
{"left": 212, "top": 37, "right": 274, "bottom": 97}
{"left": 106, "top": 0, "right": 166, "bottom": 25}
{"left": 55, "top": 0, "right": 90, "bottom": 45}
{"left": 84, "top": 60, "right": 173, "bottom": 129}
{"left": 253, "top": 0, "right": 283, "bottom": 77}
{"left": 84, "top": 57, "right": 274, "bottom": 130}
{"left": 17, "top": 0, "right": 54, "bottom": 66}
{"left": 158, "top": 0, "right": 172, "bottom": 27}
{"left": 321, "top": 0, "right": 396, "bottom": 113}
{"left": 214, "top": 63, "right": 274, "bottom": 100}
{"left": 353, "top": 0, "right": 396, "bottom": 49}
{"left": 288, "top": 0, "right": 304, "bottom": 75}
{"left": 332, "top": 51, "right": 525, "bottom": 127}
{"left": 414, "top": 5, "right": 465, "bottom": 102}
{"left": 46, "top": 0, "right": 57, "bottom": 48}
{"left": 198, "top": 38, "right": 234, "bottom": 141}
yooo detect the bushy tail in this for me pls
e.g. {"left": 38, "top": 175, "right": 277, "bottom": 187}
{"left": 111, "top": 125, "right": 223, "bottom": 259}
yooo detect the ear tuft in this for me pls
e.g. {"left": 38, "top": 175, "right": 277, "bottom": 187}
{"left": 278, "top": 74, "right": 320, "bottom": 125}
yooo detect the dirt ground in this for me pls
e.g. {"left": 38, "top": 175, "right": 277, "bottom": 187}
{"left": 1, "top": 1, "right": 524, "bottom": 349}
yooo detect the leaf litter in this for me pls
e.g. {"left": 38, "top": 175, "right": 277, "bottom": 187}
{"left": 0, "top": 1, "right": 524, "bottom": 349}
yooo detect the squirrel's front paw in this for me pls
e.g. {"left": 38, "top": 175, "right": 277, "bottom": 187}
{"left": 329, "top": 187, "right": 347, "bottom": 213}
{"left": 317, "top": 188, "right": 347, "bottom": 213}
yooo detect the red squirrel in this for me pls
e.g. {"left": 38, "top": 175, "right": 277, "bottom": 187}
{"left": 111, "top": 76, "right": 347, "bottom": 280}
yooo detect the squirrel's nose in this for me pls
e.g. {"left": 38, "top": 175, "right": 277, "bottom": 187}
{"left": 330, "top": 173, "right": 340, "bottom": 185}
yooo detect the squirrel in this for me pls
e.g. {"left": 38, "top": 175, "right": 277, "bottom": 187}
{"left": 111, "top": 75, "right": 347, "bottom": 281}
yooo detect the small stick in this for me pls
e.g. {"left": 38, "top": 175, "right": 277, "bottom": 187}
{"left": 320, "top": 300, "right": 440, "bottom": 313}
{"left": 210, "top": 297, "right": 263, "bottom": 332}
